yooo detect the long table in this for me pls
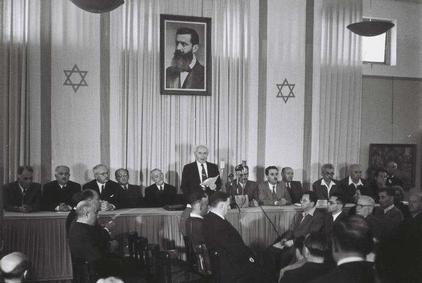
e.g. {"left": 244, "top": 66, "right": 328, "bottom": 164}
{"left": 3, "top": 206, "right": 299, "bottom": 281}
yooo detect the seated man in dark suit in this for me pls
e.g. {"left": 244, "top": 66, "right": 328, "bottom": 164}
{"left": 337, "top": 164, "right": 367, "bottom": 204}
{"left": 365, "top": 168, "right": 388, "bottom": 202}
{"left": 374, "top": 187, "right": 404, "bottom": 229}
{"left": 355, "top": 195, "right": 388, "bottom": 242}
{"left": 391, "top": 185, "right": 411, "bottom": 219}
{"left": 258, "top": 166, "right": 292, "bottom": 206}
{"left": 385, "top": 161, "right": 404, "bottom": 188}
{"left": 185, "top": 191, "right": 208, "bottom": 246}
{"left": 180, "top": 145, "right": 221, "bottom": 199}
{"left": 324, "top": 194, "right": 347, "bottom": 238}
{"left": 83, "top": 164, "right": 122, "bottom": 210}
{"left": 41, "top": 165, "right": 81, "bottom": 211}
{"left": 0, "top": 252, "right": 30, "bottom": 283}
{"left": 144, "top": 168, "right": 177, "bottom": 207}
{"left": 281, "top": 167, "right": 304, "bottom": 204}
{"left": 266, "top": 191, "right": 325, "bottom": 281}
{"left": 226, "top": 164, "right": 259, "bottom": 207}
{"left": 280, "top": 232, "right": 331, "bottom": 283}
{"left": 309, "top": 216, "right": 375, "bottom": 283}
{"left": 114, "top": 168, "right": 144, "bottom": 208}
{"left": 68, "top": 200, "right": 120, "bottom": 279}
{"left": 203, "top": 191, "right": 269, "bottom": 283}
{"left": 3, "top": 166, "right": 41, "bottom": 212}
{"left": 312, "top": 163, "right": 339, "bottom": 200}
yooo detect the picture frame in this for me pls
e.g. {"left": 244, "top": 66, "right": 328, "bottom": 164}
{"left": 160, "top": 14, "right": 211, "bottom": 96}
{"left": 368, "top": 143, "right": 417, "bottom": 188}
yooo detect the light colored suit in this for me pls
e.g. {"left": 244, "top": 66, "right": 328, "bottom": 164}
{"left": 258, "top": 181, "right": 292, "bottom": 206}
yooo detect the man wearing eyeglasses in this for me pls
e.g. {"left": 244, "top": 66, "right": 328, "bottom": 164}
{"left": 312, "top": 163, "right": 339, "bottom": 200}
{"left": 3, "top": 166, "right": 42, "bottom": 212}
{"left": 226, "top": 164, "right": 259, "bottom": 207}
{"left": 258, "top": 166, "right": 291, "bottom": 206}
{"left": 41, "top": 165, "right": 81, "bottom": 211}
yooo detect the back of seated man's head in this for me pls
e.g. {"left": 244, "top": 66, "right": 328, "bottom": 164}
{"left": 208, "top": 192, "right": 230, "bottom": 216}
{"left": 332, "top": 215, "right": 373, "bottom": 262}
{"left": 0, "top": 252, "right": 30, "bottom": 282}
{"left": 303, "top": 232, "right": 328, "bottom": 260}
{"left": 75, "top": 200, "right": 97, "bottom": 225}
{"left": 188, "top": 190, "right": 208, "bottom": 215}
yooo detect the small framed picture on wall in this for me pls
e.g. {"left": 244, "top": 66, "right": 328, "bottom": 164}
{"left": 160, "top": 14, "right": 211, "bottom": 96}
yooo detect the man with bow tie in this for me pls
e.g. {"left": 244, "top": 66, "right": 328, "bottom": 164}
{"left": 82, "top": 164, "right": 122, "bottom": 211}
{"left": 144, "top": 168, "right": 177, "bottom": 207}
{"left": 42, "top": 165, "right": 81, "bottom": 211}
{"left": 114, "top": 168, "right": 144, "bottom": 208}
{"left": 165, "top": 27, "right": 205, "bottom": 90}
{"left": 3, "top": 166, "right": 42, "bottom": 212}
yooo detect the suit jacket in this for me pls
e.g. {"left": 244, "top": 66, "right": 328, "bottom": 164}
{"left": 258, "top": 181, "right": 292, "bottom": 206}
{"left": 144, "top": 183, "right": 177, "bottom": 207}
{"left": 309, "top": 261, "right": 375, "bottom": 283}
{"left": 180, "top": 206, "right": 193, "bottom": 236}
{"left": 281, "top": 180, "right": 303, "bottom": 204}
{"left": 386, "top": 174, "right": 404, "bottom": 187}
{"left": 165, "top": 61, "right": 204, "bottom": 89}
{"left": 374, "top": 205, "right": 404, "bottom": 228}
{"left": 364, "top": 181, "right": 381, "bottom": 202}
{"left": 180, "top": 161, "right": 221, "bottom": 198}
{"left": 280, "top": 262, "right": 331, "bottom": 283}
{"left": 324, "top": 211, "right": 348, "bottom": 238}
{"left": 3, "top": 181, "right": 42, "bottom": 212}
{"left": 41, "top": 180, "right": 81, "bottom": 211}
{"left": 284, "top": 209, "right": 325, "bottom": 240}
{"left": 226, "top": 180, "right": 259, "bottom": 203}
{"left": 203, "top": 212, "right": 264, "bottom": 283}
{"left": 82, "top": 180, "right": 122, "bottom": 208}
{"left": 338, "top": 177, "right": 368, "bottom": 203}
{"left": 312, "top": 178, "right": 340, "bottom": 200}
{"left": 185, "top": 216, "right": 205, "bottom": 246}
{"left": 117, "top": 184, "right": 144, "bottom": 208}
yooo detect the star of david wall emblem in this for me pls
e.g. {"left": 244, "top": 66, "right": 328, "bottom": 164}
{"left": 63, "top": 64, "right": 88, "bottom": 93}
{"left": 276, "top": 78, "right": 295, "bottom": 103}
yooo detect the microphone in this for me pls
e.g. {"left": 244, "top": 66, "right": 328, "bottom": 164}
{"left": 259, "top": 205, "right": 282, "bottom": 243}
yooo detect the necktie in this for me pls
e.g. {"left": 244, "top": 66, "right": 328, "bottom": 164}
{"left": 272, "top": 185, "right": 276, "bottom": 199}
{"left": 201, "top": 164, "right": 207, "bottom": 182}
{"left": 100, "top": 185, "right": 104, "bottom": 194}
{"left": 160, "top": 185, "right": 163, "bottom": 191}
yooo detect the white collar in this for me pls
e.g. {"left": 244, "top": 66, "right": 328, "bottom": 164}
{"left": 332, "top": 210, "right": 342, "bottom": 221}
{"left": 190, "top": 212, "right": 203, "bottom": 219}
{"left": 186, "top": 204, "right": 192, "bottom": 208}
{"left": 321, "top": 179, "right": 335, "bottom": 188}
{"left": 197, "top": 161, "right": 206, "bottom": 167}
{"left": 18, "top": 183, "right": 25, "bottom": 193}
{"left": 96, "top": 181, "right": 106, "bottom": 189}
{"left": 303, "top": 206, "right": 316, "bottom": 217}
{"left": 209, "top": 209, "right": 225, "bottom": 220}
{"left": 384, "top": 204, "right": 395, "bottom": 214}
{"left": 337, "top": 256, "right": 365, "bottom": 266}
{"left": 348, "top": 177, "right": 363, "bottom": 186}
{"left": 156, "top": 183, "right": 165, "bottom": 190}
{"left": 189, "top": 55, "right": 197, "bottom": 69}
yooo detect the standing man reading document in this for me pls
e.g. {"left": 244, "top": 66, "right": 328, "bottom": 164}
{"left": 181, "top": 145, "right": 221, "bottom": 198}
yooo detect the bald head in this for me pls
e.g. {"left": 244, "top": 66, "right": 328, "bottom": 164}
{"left": 194, "top": 145, "right": 209, "bottom": 164}
{"left": 0, "top": 252, "right": 30, "bottom": 280}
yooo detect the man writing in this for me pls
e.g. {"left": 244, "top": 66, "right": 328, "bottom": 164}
{"left": 166, "top": 27, "right": 204, "bottom": 89}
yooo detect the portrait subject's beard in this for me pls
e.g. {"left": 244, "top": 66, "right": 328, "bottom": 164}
{"left": 171, "top": 50, "right": 193, "bottom": 72}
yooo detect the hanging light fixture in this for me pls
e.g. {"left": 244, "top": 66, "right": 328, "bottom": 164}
{"left": 70, "top": 0, "right": 124, "bottom": 13}
{"left": 347, "top": 20, "right": 394, "bottom": 37}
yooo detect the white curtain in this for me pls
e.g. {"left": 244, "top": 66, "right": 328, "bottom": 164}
{"left": 0, "top": 0, "right": 32, "bottom": 187}
{"left": 310, "top": 0, "right": 363, "bottom": 180}
{"left": 109, "top": 0, "right": 258, "bottom": 188}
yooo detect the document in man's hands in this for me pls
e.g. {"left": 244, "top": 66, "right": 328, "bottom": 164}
{"left": 201, "top": 176, "right": 219, "bottom": 188}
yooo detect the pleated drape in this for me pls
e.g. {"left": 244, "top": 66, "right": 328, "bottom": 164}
{"left": 109, "top": 0, "right": 258, "bottom": 188}
{"left": 311, "top": 0, "right": 362, "bottom": 180}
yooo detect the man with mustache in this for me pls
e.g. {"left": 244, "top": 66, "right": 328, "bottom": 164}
{"left": 166, "top": 27, "right": 204, "bottom": 89}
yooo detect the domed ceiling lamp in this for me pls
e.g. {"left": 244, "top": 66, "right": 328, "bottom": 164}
{"left": 70, "top": 0, "right": 124, "bottom": 13}
{"left": 347, "top": 20, "right": 394, "bottom": 37}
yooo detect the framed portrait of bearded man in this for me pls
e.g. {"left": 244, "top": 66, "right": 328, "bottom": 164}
{"left": 160, "top": 14, "right": 211, "bottom": 96}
